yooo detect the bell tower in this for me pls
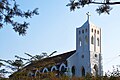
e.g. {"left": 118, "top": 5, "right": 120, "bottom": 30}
{"left": 76, "top": 12, "right": 102, "bottom": 76}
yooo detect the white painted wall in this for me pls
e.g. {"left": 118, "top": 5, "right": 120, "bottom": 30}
{"left": 67, "top": 20, "right": 102, "bottom": 77}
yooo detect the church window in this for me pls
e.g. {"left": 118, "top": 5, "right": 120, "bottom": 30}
{"left": 81, "top": 66, "right": 85, "bottom": 76}
{"left": 51, "top": 66, "right": 57, "bottom": 71}
{"left": 97, "top": 38, "right": 99, "bottom": 46}
{"left": 85, "top": 35, "right": 88, "bottom": 44}
{"left": 28, "top": 71, "right": 34, "bottom": 77}
{"left": 61, "top": 66, "right": 66, "bottom": 72}
{"left": 59, "top": 63, "right": 66, "bottom": 72}
{"left": 80, "top": 41, "right": 82, "bottom": 46}
{"left": 81, "top": 55, "right": 84, "bottom": 58}
{"left": 91, "top": 28, "right": 93, "bottom": 32}
{"left": 85, "top": 28, "right": 87, "bottom": 32}
{"left": 95, "top": 29, "right": 96, "bottom": 33}
{"left": 52, "top": 68, "right": 56, "bottom": 71}
{"left": 91, "top": 36, "right": 94, "bottom": 44}
{"left": 71, "top": 66, "right": 75, "bottom": 76}
{"left": 79, "top": 30, "right": 81, "bottom": 34}
{"left": 97, "top": 30, "right": 99, "bottom": 34}
{"left": 35, "top": 70, "right": 41, "bottom": 76}
{"left": 95, "top": 54, "right": 97, "bottom": 57}
{"left": 79, "top": 37, "right": 82, "bottom": 46}
{"left": 42, "top": 68, "right": 49, "bottom": 73}
{"left": 82, "top": 29, "right": 84, "bottom": 34}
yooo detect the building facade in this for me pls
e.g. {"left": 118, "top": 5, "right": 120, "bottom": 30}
{"left": 67, "top": 19, "right": 102, "bottom": 77}
{"left": 10, "top": 18, "right": 103, "bottom": 78}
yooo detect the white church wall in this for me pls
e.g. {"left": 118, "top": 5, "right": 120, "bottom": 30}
{"left": 67, "top": 52, "right": 79, "bottom": 76}
{"left": 89, "top": 23, "right": 101, "bottom": 53}
{"left": 67, "top": 19, "right": 102, "bottom": 77}
{"left": 89, "top": 22, "right": 102, "bottom": 76}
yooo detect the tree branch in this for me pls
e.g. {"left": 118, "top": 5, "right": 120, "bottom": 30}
{"left": 90, "top": 1, "right": 120, "bottom": 5}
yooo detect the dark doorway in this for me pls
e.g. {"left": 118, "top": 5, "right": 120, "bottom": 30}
{"left": 71, "top": 66, "right": 75, "bottom": 76}
{"left": 81, "top": 66, "right": 85, "bottom": 76}
{"left": 94, "top": 64, "right": 98, "bottom": 76}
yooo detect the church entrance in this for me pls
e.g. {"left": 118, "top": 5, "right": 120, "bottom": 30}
{"left": 94, "top": 64, "right": 98, "bottom": 76}
{"left": 81, "top": 66, "right": 85, "bottom": 76}
{"left": 71, "top": 66, "right": 75, "bottom": 76}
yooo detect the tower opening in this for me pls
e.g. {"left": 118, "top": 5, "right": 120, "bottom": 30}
{"left": 91, "top": 36, "right": 94, "bottom": 44}
{"left": 81, "top": 66, "right": 85, "bottom": 76}
{"left": 97, "top": 38, "right": 99, "bottom": 46}
{"left": 79, "top": 37, "right": 82, "bottom": 46}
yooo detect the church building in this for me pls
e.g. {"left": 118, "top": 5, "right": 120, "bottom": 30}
{"left": 67, "top": 16, "right": 102, "bottom": 77}
{"left": 10, "top": 14, "right": 103, "bottom": 78}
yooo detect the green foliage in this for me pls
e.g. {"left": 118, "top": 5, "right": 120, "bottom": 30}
{"left": 67, "top": 0, "right": 120, "bottom": 14}
{"left": 0, "top": 0, "right": 39, "bottom": 35}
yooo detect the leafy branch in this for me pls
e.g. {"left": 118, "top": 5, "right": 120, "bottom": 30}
{"left": 0, "top": 0, "right": 39, "bottom": 36}
{"left": 67, "top": 0, "right": 120, "bottom": 14}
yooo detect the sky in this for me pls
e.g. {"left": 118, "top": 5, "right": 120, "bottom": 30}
{"left": 0, "top": 0, "right": 120, "bottom": 74}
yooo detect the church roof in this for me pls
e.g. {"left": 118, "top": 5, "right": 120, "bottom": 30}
{"left": 25, "top": 50, "right": 76, "bottom": 69}
{"left": 78, "top": 20, "right": 100, "bottom": 29}
{"left": 9, "top": 50, "right": 76, "bottom": 77}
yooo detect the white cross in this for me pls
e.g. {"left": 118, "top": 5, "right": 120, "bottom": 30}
{"left": 86, "top": 12, "right": 91, "bottom": 21}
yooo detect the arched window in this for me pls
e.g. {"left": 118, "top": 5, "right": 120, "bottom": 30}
{"left": 59, "top": 63, "right": 66, "bottom": 72}
{"left": 35, "top": 70, "right": 41, "bottom": 76}
{"left": 94, "top": 29, "right": 96, "bottom": 33}
{"left": 61, "top": 66, "right": 66, "bottom": 72}
{"left": 42, "top": 68, "right": 49, "bottom": 73}
{"left": 81, "top": 66, "right": 85, "bottom": 76}
{"left": 97, "top": 38, "right": 99, "bottom": 46}
{"left": 97, "top": 30, "right": 99, "bottom": 34}
{"left": 91, "top": 28, "right": 93, "bottom": 32}
{"left": 95, "top": 54, "right": 97, "bottom": 57}
{"left": 82, "top": 29, "right": 84, "bottom": 34}
{"left": 79, "top": 37, "right": 82, "bottom": 46}
{"left": 94, "top": 64, "right": 98, "bottom": 76}
{"left": 79, "top": 30, "right": 81, "bottom": 34}
{"left": 27, "top": 71, "right": 34, "bottom": 77}
{"left": 51, "top": 66, "right": 57, "bottom": 71}
{"left": 71, "top": 66, "right": 75, "bottom": 76}
{"left": 85, "top": 35, "right": 88, "bottom": 44}
{"left": 85, "top": 28, "right": 87, "bottom": 32}
{"left": 91, "top": 36, "right": 94, "bottom": 44}
{"left": 81, "top": 54, "right": 84, "bottom": 58}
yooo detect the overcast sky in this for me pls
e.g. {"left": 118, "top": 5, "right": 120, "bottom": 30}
{"left": 0, "top": 0, "right": 120, "bottom": 74}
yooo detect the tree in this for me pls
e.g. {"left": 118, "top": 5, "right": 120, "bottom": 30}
{"left": 0, "top": 59, "right": 24, "bottom": 71}
{"left": 0, "top": 0, "right": 39, "bottom": 36}
{"left": 15, "top": 51, "right": 57, "bottom": 65}
{"left": 0, "top": 51, "right": 57, "bottom": 71}
{"left": 0, "top": 51, "right": 57, "bottom": 77}
{"left": 0, "top": 62, "right": 4, "bottom": 67}
{"left": 0, "top": 62, "right": 10, "bottom": 78}
{"left": 67, "top": 0, "right": 120, "bottom": 14}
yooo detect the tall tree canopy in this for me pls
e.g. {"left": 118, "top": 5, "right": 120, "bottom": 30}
{"left": 0, "top": 0, "right": 39, "bottom": 36}
{"left": 67, "top": 0, "right": 120, "bottom": 14}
